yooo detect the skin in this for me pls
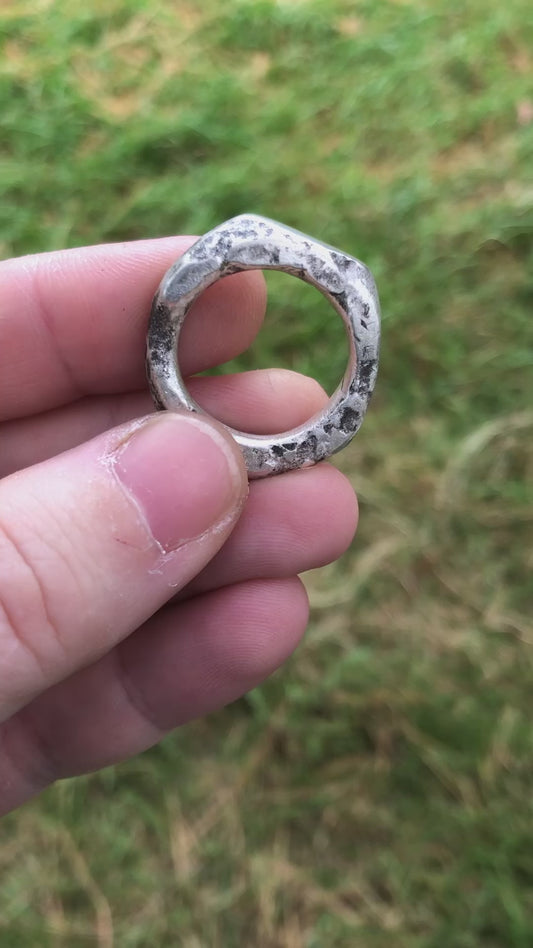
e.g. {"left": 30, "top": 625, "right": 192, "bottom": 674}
{"left": 0, "top": 238, "right": 358, "bottom": 816}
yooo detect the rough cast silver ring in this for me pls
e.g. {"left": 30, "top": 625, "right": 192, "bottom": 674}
{"left": 146, "top": 214, "right": 381, "bottom": 478}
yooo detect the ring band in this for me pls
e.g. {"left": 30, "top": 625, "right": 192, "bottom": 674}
{"left": 146, "top": 214, "right": 380, "bottom": 478}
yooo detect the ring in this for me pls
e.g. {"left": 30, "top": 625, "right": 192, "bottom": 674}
{"left": 146, "top": 214, "right": 380, "bottom": 478}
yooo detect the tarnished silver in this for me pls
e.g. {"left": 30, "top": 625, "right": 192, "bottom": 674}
{"left": 146, "top": 214, "right": 380, "bottom": 478}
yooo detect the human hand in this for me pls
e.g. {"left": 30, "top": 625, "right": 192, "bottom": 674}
{"left": 0, "top": 238, "right": 358, "bottom": 815}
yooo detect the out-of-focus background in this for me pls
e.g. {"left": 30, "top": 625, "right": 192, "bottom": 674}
{"left": 1, "top": 0, "right": 532, "bottom": 944}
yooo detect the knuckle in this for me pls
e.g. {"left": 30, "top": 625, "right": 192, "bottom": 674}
{"left": 0, "top": 512, "right": 70, "bottom": 695}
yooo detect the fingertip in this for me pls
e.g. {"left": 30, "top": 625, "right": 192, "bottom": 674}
{"left": 112, "top": 411, "right": 248, "bottom": 553}
{"left": 236, "top": 267, "right": 268, "bottom": 337}
{"left": 188, "top": 367, "right": 328, "bottom": 435}
{"left": 259, "top": 367, "right": 328, "bottom": 420}
{"left": 315, "top": 463, "right": 359, "bottom": 558}
{"left": 193, "top": 576, "right": 310, "bottom": 695}
{"left": 267, "top": 463, "right": 359, "bottom": 564}
{"left": 227, "top": 576, "right": 309, "bottom": 682}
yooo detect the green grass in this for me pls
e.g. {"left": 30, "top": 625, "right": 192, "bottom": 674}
{"left": 1, "top": 0, "right": 533, "bottom": 944}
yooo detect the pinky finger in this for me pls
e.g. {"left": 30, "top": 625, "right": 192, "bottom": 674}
{"left": 0, "top": 578, "right": 308, "bottom": 814}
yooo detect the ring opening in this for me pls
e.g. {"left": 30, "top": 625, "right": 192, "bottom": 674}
{"left": 186, "top": 268, "right": 351, "bottom": 437}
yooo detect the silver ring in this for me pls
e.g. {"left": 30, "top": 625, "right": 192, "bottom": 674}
{"left": 146, "top": 214, "right": 380, "bottom": 478}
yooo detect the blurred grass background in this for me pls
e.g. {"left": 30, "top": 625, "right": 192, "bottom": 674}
{"left": 1, "top": 0, "right": 533, "bottom": 944}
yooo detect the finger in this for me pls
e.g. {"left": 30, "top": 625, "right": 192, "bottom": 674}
{"left": 0, "top": 369, "right": 326, "bottom": 477}
{"left": 0, "top": 412, "right": 247, "bottom": 723}
{"left": 182, "top": 464, "right": 358, "bottom": 598}
{"left": 0, "top": 239, "right": 266, "bottom": 421}
{"left": 0, "top": 578, "right": 307, "bottom": 813}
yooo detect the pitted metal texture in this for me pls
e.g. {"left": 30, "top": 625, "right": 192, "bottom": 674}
{"left": 146, "top": 213, "right": 381, "bottom": 478}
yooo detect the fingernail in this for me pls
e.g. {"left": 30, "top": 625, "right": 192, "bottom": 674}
{"left": 114, "top": 414, "right": 244, "bottom": 552}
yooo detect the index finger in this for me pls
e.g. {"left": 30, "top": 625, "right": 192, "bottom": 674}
{"left": 0, "top": 238, "right": 266, "bottom": 422}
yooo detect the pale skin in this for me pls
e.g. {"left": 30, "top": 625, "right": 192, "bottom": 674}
{"left": 0, "top": 238, "right": 358, "bottom": 816}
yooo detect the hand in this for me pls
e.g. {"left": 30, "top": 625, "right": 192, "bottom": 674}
{"left": 0, "top": 238, "right": 358, "bottom": 815}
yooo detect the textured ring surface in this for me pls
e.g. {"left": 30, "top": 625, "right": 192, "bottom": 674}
{"left": 146, "top": 214, "right": 380, "bottom": 478}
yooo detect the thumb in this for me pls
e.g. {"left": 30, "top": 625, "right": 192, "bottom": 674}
{"left": 0, "top": 412, "right": 247, "bottom": 722}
